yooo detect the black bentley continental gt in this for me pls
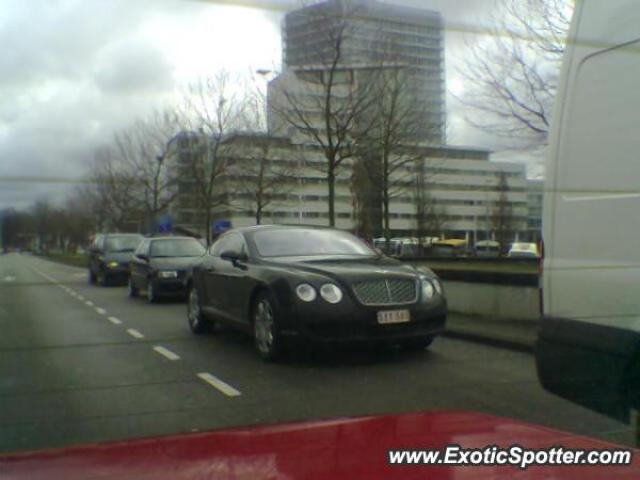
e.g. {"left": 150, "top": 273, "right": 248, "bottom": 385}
{"left": 187, "top": 225, "right": 447, "bottom": 360}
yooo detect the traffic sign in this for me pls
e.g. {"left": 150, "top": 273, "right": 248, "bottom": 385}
{"left": 213, "top": 220, "right": 232, "bottom": 234}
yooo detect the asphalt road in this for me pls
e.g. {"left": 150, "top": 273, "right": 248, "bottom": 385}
{"left": 0, "top": 253, "right": 635, "bottom": 454}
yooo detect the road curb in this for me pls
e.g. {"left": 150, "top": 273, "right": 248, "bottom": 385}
{"left": 443, "top": 329, "right": 535, "bottom": 354}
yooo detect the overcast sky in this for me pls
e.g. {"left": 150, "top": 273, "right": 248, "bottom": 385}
{"left": 0, "top": 0, "right": 528, "bottom": 210}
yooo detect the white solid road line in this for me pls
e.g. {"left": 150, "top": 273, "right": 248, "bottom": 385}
{"left": 108, "top": 316, "right": 123, "bottom": 325}
{"left": 197, "top": 372, "right": 241, "bottom": 397}
{"left": 126, "top": 329, "right": 144, "bottom": 339}
{"left": 95, "top": 307, "right": 107, "bottom": 315}
{"left": 153, "top": 346, "right": 181, "bottom": 361}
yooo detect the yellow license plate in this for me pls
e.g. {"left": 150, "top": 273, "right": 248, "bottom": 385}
{"left": 377, "top": 310, "right": 410, "bottom": 324}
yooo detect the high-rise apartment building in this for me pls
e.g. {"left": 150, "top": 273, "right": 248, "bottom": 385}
{"left": 525, "top": 179, "right": 544, "bottom": 242}
{"left": 166, "top": 131, "right": 527, "bottom": 240}
{"left": 270, "top": 0, "right": 446, "bottom": 142}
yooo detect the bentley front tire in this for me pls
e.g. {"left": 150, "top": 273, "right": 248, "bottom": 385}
{"left": 253, "top": 292, "right": 283, "bottom": 361}
{"left": 188, "top": 286, "right": 212, "bottom": 334}
{"left": 128, "top": 278, "right": 139, "bottom": 298}
{"left": 97, "top": 268, "right": 109, "bottom": 287}
{"left": 147, "top": 280, "right": 158, "bottom": 303}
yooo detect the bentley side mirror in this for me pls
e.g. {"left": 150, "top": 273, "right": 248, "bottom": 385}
{"left": 220, "top": 250, "right": 247, "bottom": 264}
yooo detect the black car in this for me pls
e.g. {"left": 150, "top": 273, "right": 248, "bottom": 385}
{"left": 187, "top": 225, "right": 447, "bottom": 360}
{"left": 128, "top": 236, "right": 206, "bottom": 302}
{"left": 88, "top": 233, "right": 144, "bottom": 286}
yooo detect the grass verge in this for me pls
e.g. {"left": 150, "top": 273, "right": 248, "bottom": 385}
{"left": 41, "top": 253, "right": 86, "bottom": 269}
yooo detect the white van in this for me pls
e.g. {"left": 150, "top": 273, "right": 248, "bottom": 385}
{"left": 536, "top": 0, "right": 640, "bottom": 421}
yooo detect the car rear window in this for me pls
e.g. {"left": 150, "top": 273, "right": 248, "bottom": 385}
{"left": 150, "top": 239, "right": 206, "bottom": 257}
{"left": 105, "top": 236, "right": 142, "bottom": 252}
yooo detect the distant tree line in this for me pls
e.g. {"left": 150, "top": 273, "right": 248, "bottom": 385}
{"left": 1, "top": 199, "right": 94, "bottom": 252}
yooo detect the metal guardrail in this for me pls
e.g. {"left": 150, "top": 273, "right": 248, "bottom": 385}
{"left": 400, "top": 255, "right": 539, "bottom": 265}
{"left": 404, "top": 257, "right": 539, "bottom": 287}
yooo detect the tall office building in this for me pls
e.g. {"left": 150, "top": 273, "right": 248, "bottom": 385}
{"left": 270, "top": 0, "right": 446, "bottom": 142}
{"left": 525, "top": 179, "right": 544, "bottom": 242}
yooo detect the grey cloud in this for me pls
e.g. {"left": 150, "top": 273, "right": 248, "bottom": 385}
{"left": 93, "top": 39, "right": 175, "bottom": 95}
{"left": 0, "top": 180, "right": 76, "bottom": 211}
{"left": 0, "top": 0, "right": 183, "bottom": 208}
{"left": 0, "top": 0, "right": 155, "bottom": 88}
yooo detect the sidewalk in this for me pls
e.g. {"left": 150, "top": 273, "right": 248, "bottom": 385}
{"left": 444, "top": 313, "right": 538, "bottom": 353}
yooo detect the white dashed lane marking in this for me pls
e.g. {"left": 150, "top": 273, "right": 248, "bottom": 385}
{"left": 29, "top": 262, "right": 245, "bottom": 400}
{"left": 153, "top": 346, "right": 181, "bottom": 361}
{"left": 126, "top": 329, "right": 144, "bottom": 339}
{"left": 197, "top": 372, "right": 241, "bottom": 397}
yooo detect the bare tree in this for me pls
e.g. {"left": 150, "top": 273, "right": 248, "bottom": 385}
{"left": 180, "top": 72, "right": 251, "bottom": 243}
{"left": 74, "top": 109, "right": 183, "bottom": 235}
{"left": 70, "top": 179, "right": 111, "bottom": 233}
{"left": 358, "top": 66, "right": 445, "bottom": 248}
{"left": 490, "top": 170, "right": 516, "bottom": 253}
{"left": 63, "top": 188, "right": 95, "bottom": 242}
{"left": 268, "top": 1, "right": 380, "bottom": 227}
{"left": 457, "top": 0, "right": 573, "bottom": 149}
{"left": 31, "top": 200, "right": 55, "bottom": 252}
{"left": 91, "top": 146, "right": 143, "bottom": 232}
{"left": 413, "top": 158, "right": 447, "bottom": 250}
{"left": 350, "top": 155, "right": 380, "bottom": 240}
{"left": 222, "top": 75, "right": 300, "bottom": 225}
{"left": 228, "top": 136, "right": 299, "bottom": 225}
{"left": 0, "top": 209, "right": 34, "bottom": 251}
{"left": 111, "top": 109, "right": 184, "bottom": 230}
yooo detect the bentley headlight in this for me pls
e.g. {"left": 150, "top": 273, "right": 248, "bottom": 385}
{"left": 296, "top": 283, "right": 317, "bottom": 302}
{"left": 320, "top": 283, "right": 343, "bottom": 304}
{"left": 107, "top": 261, "right": 119, "bottom": 269}
{"left": 432, "top": 278, "right": 443, "bottom": 295}
{"left": 422, "top": 279, "right": 435, "bottom": 300}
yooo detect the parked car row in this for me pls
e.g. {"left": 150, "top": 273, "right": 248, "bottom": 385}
{"left": 373, "top": 236, "right": 540, "bottom": 259}
{"left": 86, "top": 226, "right": 448, "bottom": 361}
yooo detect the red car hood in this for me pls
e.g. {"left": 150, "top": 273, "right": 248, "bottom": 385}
{"left": 1, "top": 410, "right": 637, "bottom": 479}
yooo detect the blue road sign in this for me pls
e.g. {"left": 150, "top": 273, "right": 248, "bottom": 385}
{"left": 157, "top": 215, "right": 173, "bottom": 234}
{"left": 213, "top": 220, "right": 232, "bottom": 235}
